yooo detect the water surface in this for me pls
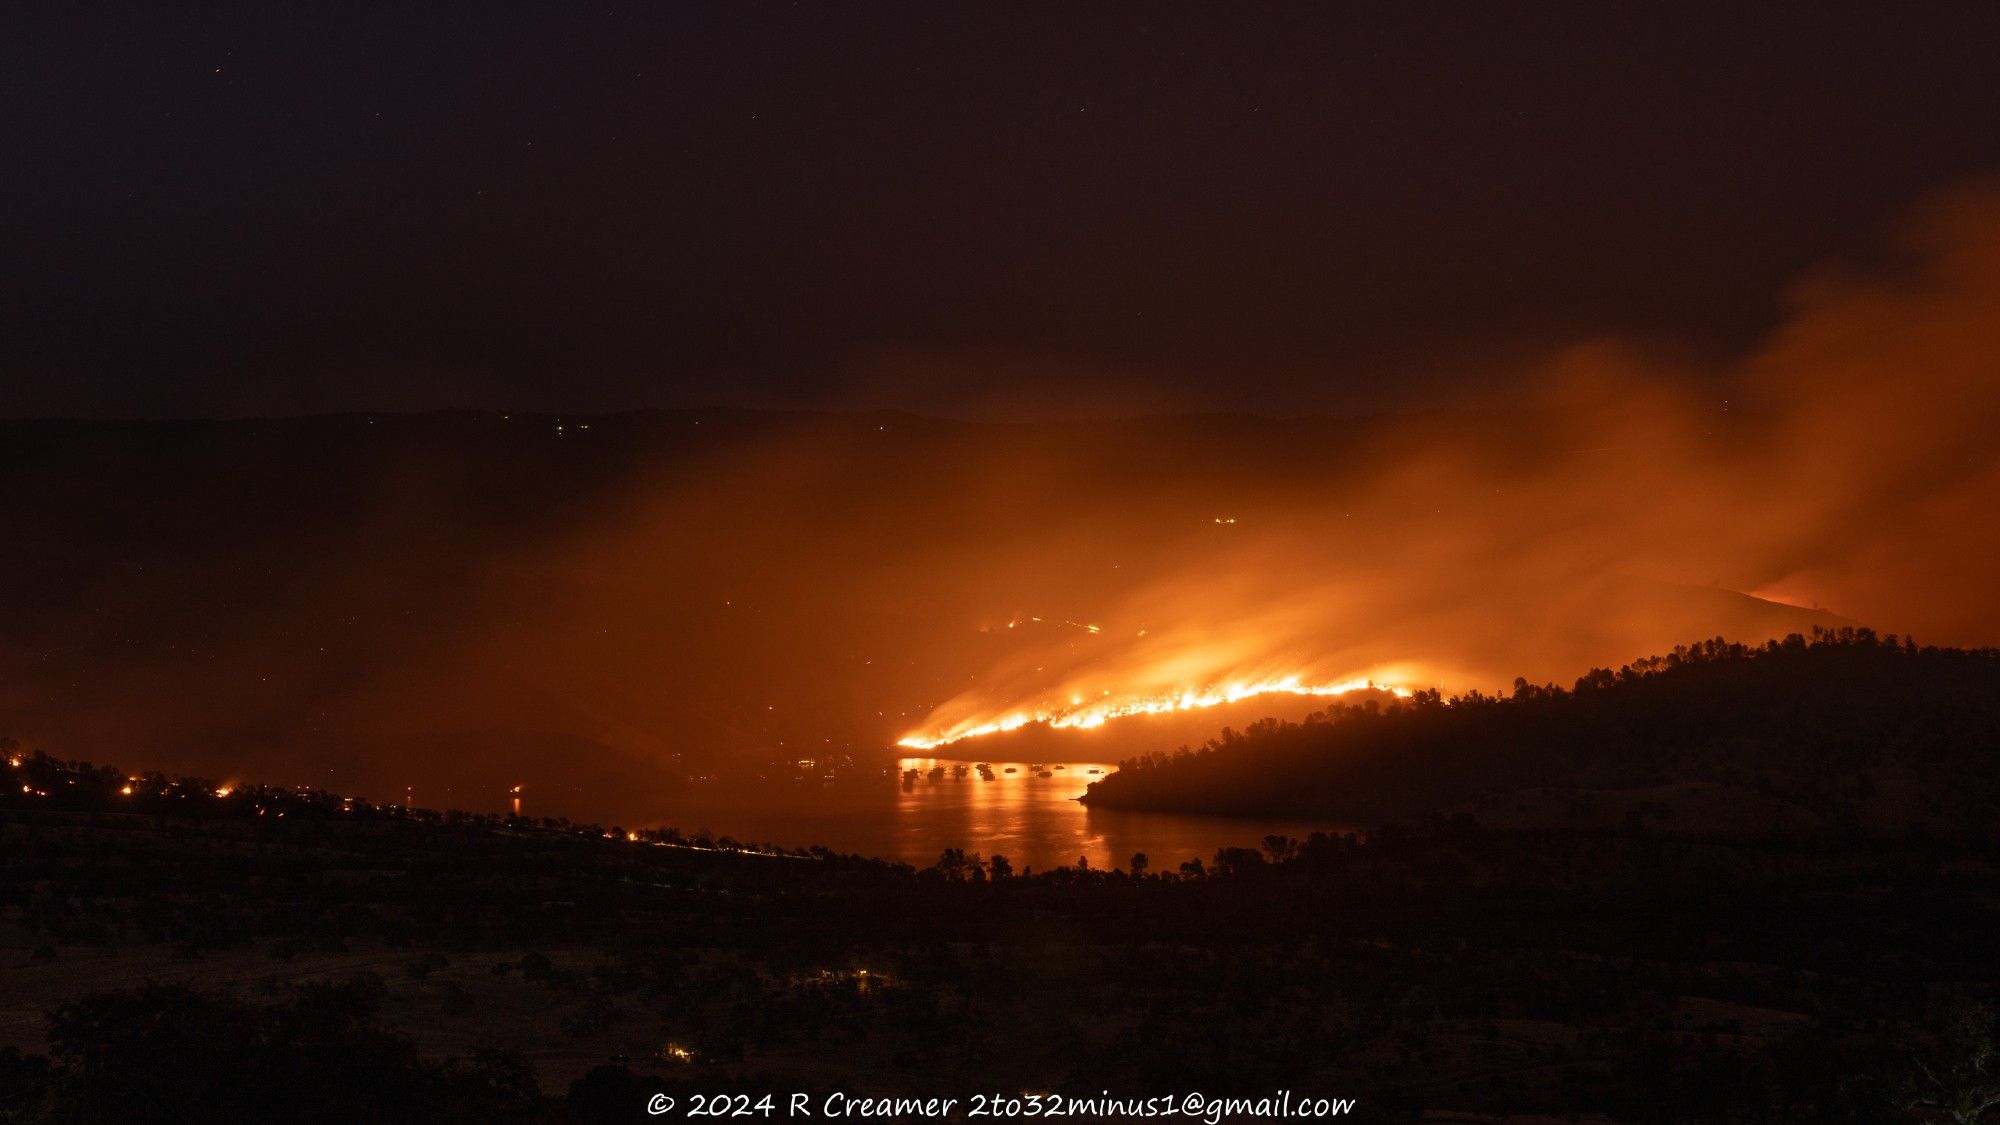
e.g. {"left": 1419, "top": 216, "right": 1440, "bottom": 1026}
{"left": 654, "top": 759, "right": 1346, "bottom": 873}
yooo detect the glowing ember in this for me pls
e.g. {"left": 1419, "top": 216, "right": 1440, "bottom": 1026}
{"left": 896, "top": 675, "right": 1412, "bottom": 751}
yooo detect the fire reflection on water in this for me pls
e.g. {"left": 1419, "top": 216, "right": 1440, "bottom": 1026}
{"left": 883, "top": 756, "right": 1342, "bottom": 874}
{"left": 889, "top": 757, "right": 1113, "bottom": 869}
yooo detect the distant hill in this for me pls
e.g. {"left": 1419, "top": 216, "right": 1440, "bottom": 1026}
{"left": 0, "top": 411, "right": 1850, "bottom": 822}
{"left": 1081, "top": 630, "right": 2000, "bottom": 832}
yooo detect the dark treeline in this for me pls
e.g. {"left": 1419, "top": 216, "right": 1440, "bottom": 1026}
{"left": 1084, "top": 629, "right": 2000, "bottom": 828}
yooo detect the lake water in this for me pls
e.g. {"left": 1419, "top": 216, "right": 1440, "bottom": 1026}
{"left": 652, "top": 758, "right": 1346, "bottom": 873}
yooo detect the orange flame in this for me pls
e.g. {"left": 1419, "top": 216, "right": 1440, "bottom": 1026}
{"left": 896, "top": 674, "right": 1411, "bottom": 751}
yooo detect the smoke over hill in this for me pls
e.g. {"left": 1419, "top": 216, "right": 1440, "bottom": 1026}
{"left": 3, "top": 185, "right": 1997, "bottom": 821}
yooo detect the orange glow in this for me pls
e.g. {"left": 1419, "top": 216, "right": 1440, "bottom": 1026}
{"left": 897, "top": 675, "right": 1411, "bottom": 751}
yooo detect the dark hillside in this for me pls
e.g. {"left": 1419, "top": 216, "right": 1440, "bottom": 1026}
{"left": 1082, "top": 630, "right": 2000, "bottom": 830}
{"left": 5, "top": 746, "right": 1999, "bottom": 1121}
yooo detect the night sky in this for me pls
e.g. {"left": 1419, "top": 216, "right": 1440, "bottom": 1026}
{"left": 7, "top": 3, "right": 1999, "bottom": 418}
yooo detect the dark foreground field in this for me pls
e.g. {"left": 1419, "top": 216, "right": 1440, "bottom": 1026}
{"left": 3, "top": 741, "right": 1999, "bottom": 1124}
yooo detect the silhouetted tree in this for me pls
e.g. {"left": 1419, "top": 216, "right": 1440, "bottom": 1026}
{"left": 1904, "top": 1005, "right": 2000, "bottom": 1124}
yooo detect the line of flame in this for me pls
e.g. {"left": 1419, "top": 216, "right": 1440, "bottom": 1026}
{"left": 895, "top": 675, "right": 1412, "bottom": 751}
